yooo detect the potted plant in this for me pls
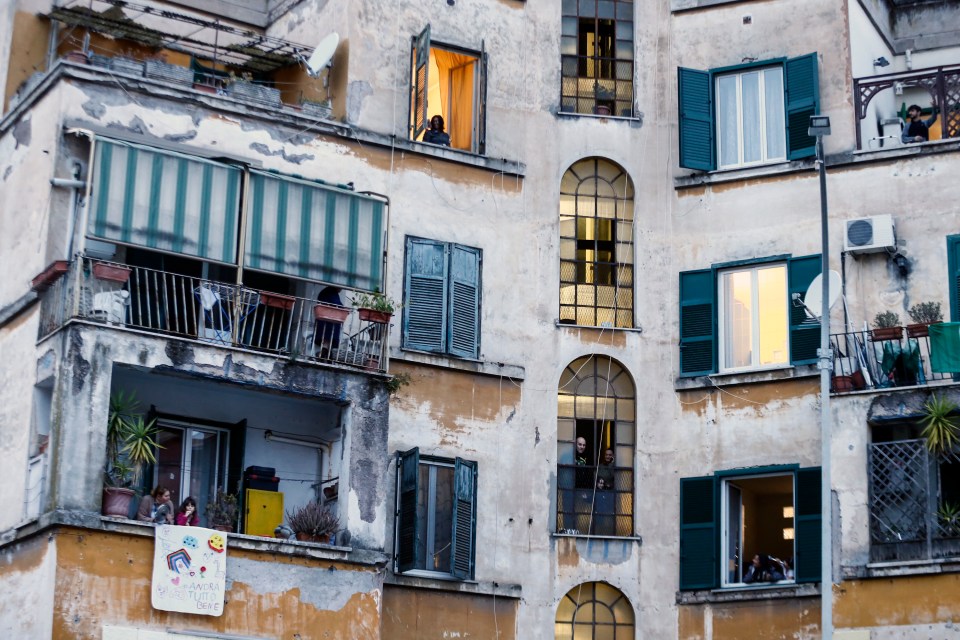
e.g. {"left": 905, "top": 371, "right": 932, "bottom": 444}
{"left": 286, "top": 501, "right": 339, "bottom": 543}
{"left": 259, "top": 291, "right": 296, "bottom": 311}
{"left": 353, "top": 291, "right": 397, "bottom": 324}
{"left": 938, "top": 502, "right": 960, "bottom": 538}
{"left": 907, "top": 301, "right": 943, "bottom": 338}
{"left": 314, "top": 301, "right": 351, "bottom": 322}
{"left": 920, "top": 394, "right": 960, "bottom": 454}
{"left": 206, "top": 490, "right": 239, "bottom": 532}
{"left": 870, "top": 311, "right": 903, "bottom": 342}
{"left": 92, "top": 261, "right": 132, "bottom": 283}
{"left": 102, "top": 392, "right": 161, "bottom": 517}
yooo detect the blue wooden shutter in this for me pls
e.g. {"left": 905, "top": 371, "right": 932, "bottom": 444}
{"left": 410, "top": 25, "right": 431, "bottom": 140}
{"left": 680, "top": 476, "right": 718, "bottom": 590}
{"left": 396, "top": 448, "right": 421, "bottom": 574}
{"left": 678, "top": 67, "right": 715, "bottom": 171}
{"left": 785, "top": 53, "right": 820, "bottom": 160}
{"left": 948, "top": 235, "right": 960, "bottom": 322}
{"left": 679, "top": 269, "right": 716, "bottom": 376}
{"left": 794, "top": 467, "right": 822, "bottom": 583}
{"left": 403, "top": 237, "right": 448, "bottom": 353}
{"left": 450, "top": 457, "right": 478, "bottom": 580}
{"left": 788, "top": 255, "right": 821, "bottom": 365}
{"left": 448, "top": 244, "right": 481, "bottom": 359}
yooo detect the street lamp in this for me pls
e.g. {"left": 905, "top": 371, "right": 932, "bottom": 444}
{"left": 808, "top": 114, "right": 833, "bottom": 639}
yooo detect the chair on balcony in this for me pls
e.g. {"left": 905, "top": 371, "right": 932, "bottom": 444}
{"left": 195, "top": 285, "right": 232, "bottom": 344}
{"left": 89, "top": 289, "right": 129, "bottom": 325}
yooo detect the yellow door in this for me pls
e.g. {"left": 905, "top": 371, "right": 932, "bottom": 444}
{"left": 245, "top": 489, "right": 284, "bottom": 536}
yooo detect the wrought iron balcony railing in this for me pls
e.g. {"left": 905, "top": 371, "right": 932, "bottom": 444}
{"left": 830, "top": 327, "right": 953, "bottom": 394}
{"left": 37, "top": 257, "right": 389, "bottom": 373}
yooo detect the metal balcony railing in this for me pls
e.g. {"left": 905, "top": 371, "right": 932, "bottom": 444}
{"left": 854, "top": 64, "right": 960, "bottom": 149}
{"left": 829, "top": 328, "right": 953, "bottom": 394}
{"left": 38, "top": 257, "right": 389, "bottom": 373}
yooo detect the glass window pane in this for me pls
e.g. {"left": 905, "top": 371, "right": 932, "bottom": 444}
{"left": 615, "top": 40, "right": 633, "bottom": 60}
{"left": 764, "top": 67, "right": 786, "bottom": 160}
{"left": 431, "top": 466, "right": 454, "bottom": 573}
{"left": 574, "top": 624, "right": 594, "bottom": 640}
{"left": 579, "top": 0, "right": 596, "bottom": 16}
{"left": 598, "top": 1, "right": 615, "bottom": 19}
{"left": 740, "top": 71, "right": 761, "bottom": 163}
{"left": 595, "top": 625, "right": 615, "bottom": 640}
{"left": 562, "top": 36, "right": 579, "bottom": 57}
{"left": 562, "top": 0, "right": 578, "bottom": 15}
{"left": 563, "top": 16, "right": 579, "bottom": 36}
{"left": 722, "top": 269, "right": 754, "bottom": 369}
{"left": 616, "top": 21, "right": 633, "bottom": 41}
{"left": 717, "top": 75, "right": 739, "bottom": 168}
{"left": 757, "top": 265, "right": 788, "bottom": 366}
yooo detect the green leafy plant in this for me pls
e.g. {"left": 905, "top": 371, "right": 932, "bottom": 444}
{"left": 386, "top": 371, "right": 411, "bottom": 396}
{"left": 938, "top": 501, "right": 960, "bottom": 537}
{"left": 908, "top": 302, "right": 943, "bottom": 324}
{"left": 353, "top": 291, "right": 398, "bottom": 313}
{"left": 873, "top": 311, "right": 901, "bottom": 329}
{"left": 286, "top": 501, "right": 339, "bottom": 539}
{"left": 920, "top": 395, "right": 960, "bottom": 454}
{"left": 105, "top": 392, "right": 161, "bottom": 488}
{"left": 206, "top": 490, "right": 239, "bottom": 529}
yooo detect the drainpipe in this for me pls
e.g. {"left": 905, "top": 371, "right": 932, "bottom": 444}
{"left": 50, "top": 162, "right": 85, "bottom": 259}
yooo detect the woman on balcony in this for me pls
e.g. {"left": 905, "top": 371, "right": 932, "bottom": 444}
{"left": 137, "top": 486, "right": 173, "bottom": 524}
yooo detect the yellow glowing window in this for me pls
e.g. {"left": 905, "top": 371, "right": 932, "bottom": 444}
{"left": 718, "top": 263, "right": 788, "bottom": 371}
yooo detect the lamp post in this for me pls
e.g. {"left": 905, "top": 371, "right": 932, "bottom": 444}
{"left": 808, "top": 114, "right": 833, "bottom": 639}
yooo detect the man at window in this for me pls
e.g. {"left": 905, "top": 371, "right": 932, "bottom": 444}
{"left": 902, "top": 101, "right": 938, "bottom": 144}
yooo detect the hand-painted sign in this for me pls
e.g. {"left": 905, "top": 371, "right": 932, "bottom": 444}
{"left": 151, "top": 525, "right": 227, "bottom": 616}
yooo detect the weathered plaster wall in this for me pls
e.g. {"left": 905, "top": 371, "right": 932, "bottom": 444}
{"left": 2, "top": 8, "right": 50, "bottom": 111}
{"left": 0, "top": 532, "right": 56, "bottom": 638}
{"left": 381, "top": 585, "right": 518, "bottom": 639}
{"left": 50, "top": 527, "right": 383, "bottom": 639}
{"left": 678, "top": 595, "right": 821, "bottom": 640}
{"left": 835, "top": 573, "right": 960, "bottom": 634}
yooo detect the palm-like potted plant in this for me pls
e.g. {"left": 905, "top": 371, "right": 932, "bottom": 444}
{"left": 906, "top": 301, "right": 943, "bottom": 338}
{"left": 102, "top": 392, "right": 161, "bottom": 517}
{"left": 206, "top": 490, "right": 239, "bottom": 532}
{"left": 353, "top": 291, "right": 398, "bottom": 324}
{"left": 920, "top": 394, "right": 960, "bottom": 454}
{"left": 286, "top": 501, "right": 339, "bottom": 543}
{"left": 870, "top": 310, "right": 903, "bottom": 342}
{"left": 938, "top": 501, "right": 960, "bottom": 538}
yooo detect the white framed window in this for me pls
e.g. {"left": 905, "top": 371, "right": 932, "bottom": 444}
{"left": 720, "top": 473, "right": 795, "bottom": 587}
{"left": 716, "top": 67, "right": 786, "bottom": 169}
{"left": 717, "top": 263, "right": 789, "bottom": 372}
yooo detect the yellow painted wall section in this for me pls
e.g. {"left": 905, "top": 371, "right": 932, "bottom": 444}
{"left": 49, "top": 528, "right": 383, "bottom": 640}
{"left": 678, "top": 377, "right": 819, "bottom": 416}
{"left": 835, "top": 574, "right": 960, "bottom": 629}
{"left": 679, "top": 599, "right": 820, "bottom": 640}
{"left": 381, "top": 585, "right": 517, "bottom": 640}
{"left": 5, "top": 12, "right": 50, "bottom": 109}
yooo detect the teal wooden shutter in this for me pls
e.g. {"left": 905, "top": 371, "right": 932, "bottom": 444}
{"left": 410, "top": 25, "right": 431, "bottom": 140}
{"left": 396, "top": 448, "right": 421, "bottom": 573}
{"left": 948, "top": 235, "right": 960, "bottom": 321}
{"left": 788, "top": 255, "right": 821, "bottom": 365}
{"left": 679, "top": 269, "right": 716, "bottom": 376}
{"left": 450, "top": 457, "right": 478, "bottom": 580}
{"left": 678, "top": 67, "right": 715, "bottom": 171}
{"left": 784, "top": 53, "right": 820, "bottom": 160}
{"left": 680, "top": 476, "right": 718, "bottom": 590}
{"left": 448, "top": 244, "right": 481, "bottom": 359}
{"left": 403, "top": 237, "right": 449, "bottom": 352}
{"left": 794, "top": 467, "right": 822, "bottom": 583}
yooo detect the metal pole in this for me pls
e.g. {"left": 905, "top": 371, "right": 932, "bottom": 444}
{"left": 817, "top": 134, "right": 834, "bottom": 640}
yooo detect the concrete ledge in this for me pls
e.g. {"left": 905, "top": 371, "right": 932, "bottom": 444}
{"left": 843, "top": 556, "right": 960, "bottom": 579}
{"left": 385, "top": 572, "right": 522, "bottom": 598}
{"left": 676, "top": 364, "right": 818, "bottom": 391}
{"left": 390, "top": 347, "right": 525, "bottom": 380}
{"left": 676, "top": 582, "right": 820, "bottom": 605}
{"left": 671, "top": 0, "right": 759, "bottom": 12}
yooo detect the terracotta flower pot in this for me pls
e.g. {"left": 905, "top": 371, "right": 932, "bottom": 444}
{"left": 314, "top": 304, "right": 350, "bottom": 322}
{"left": 870, "top": 326, "right": 903, "bottom": 342}
{"left": 92, "top": 262, "right": 132, "bottom": 283}
{"left": 260, "top": 291, "right": 296, "bottom": 311}
{"left": 906, "top": 323, "right": 932, "bottom": 338}
{"left": 358, "top": 308, "right": 392, "bottom": 324}
{"left": 295, "top": 532, "right": 331, "bottom": 543}
{"left": 102, "top": 487, "right": 136, "bottom": 518}
{"left": 31, "top": 260, "right": 70, "bottom": 291}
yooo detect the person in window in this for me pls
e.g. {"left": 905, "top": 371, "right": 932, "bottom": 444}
{"left": 743, "top": 554, "right": 786, "bottom": 583}
{"left": 901, "top": 102, "right": 938, "bottom": 144}
{"left": 174, "top": 496, "right": 199, "bottom": 526}
{"left": 558, "top": 437, "right": 589, "bottom": 533}
{"left": 596, "top": 448, "right": 615, "bottom": 490}
{"left": 423, "top": 115, "right": 451, "bottom": 146}
{"left": 137, "top": 486, "right": 173, "bottom": 524}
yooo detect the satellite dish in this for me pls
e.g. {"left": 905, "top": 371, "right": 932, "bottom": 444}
{"left": 304, "top": 32, "right": 339, "bottom": 78}
{"left": 802, "top": 270, "right": 842, "bottom": 320}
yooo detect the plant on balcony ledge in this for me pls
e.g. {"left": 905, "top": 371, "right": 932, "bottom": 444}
{"left": 102, "top": 391, "right": 161, "bottom": 517}
{"left": 206, "top": 490, "right": 239, "bottom": 532}
{"left": 286, "top": 501, "right": 339, "bottom": 543}
{"left": 938, "top": 501, "right": 960, "bottom": 538}
{"left": 871, "top": 310, "right": 903, "bottom": 342}
{"left": 907, "top": 301, "right": 943, "bottom": 338}
{"left": 353, "top": 291, "right": 398, "bottom": 324}
{"left": 920, "top": 394, "right": 960, "bottom": 454}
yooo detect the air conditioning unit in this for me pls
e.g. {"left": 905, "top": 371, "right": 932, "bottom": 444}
{"left": 844, "top": 215, "right": 896, "bottom": 254}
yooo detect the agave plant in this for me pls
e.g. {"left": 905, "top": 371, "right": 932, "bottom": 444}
{"left": 938, "top": 502, "right": 960, "bottom": 538}
{"left": 286, "top": 501, "right": 339, "bottom": 540}
{"left": 920, "top": 395, "right": 960, "bottom": 454}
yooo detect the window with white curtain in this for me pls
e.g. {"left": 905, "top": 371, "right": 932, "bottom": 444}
{"left": 716, "top": 66, "right": 786, "bottom": 169}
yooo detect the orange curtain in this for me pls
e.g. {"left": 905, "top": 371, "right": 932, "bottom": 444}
{"left": 432, "top": 48, "right": 476, "bottom": 151}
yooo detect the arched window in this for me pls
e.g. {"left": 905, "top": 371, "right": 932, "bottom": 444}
{"left": 555, "top": 582, "right": 635, "bottom": 640}
{"left": 559, "top": 158, "right": 634, "bottom": 328}
{"left": 557, "top": 356, "right": 634, "bottom": 537}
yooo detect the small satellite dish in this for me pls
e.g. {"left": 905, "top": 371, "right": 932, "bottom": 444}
{"left": 304, "top": 32, "right": 339, "bottom": 78}
{"left": 802, "top": 270, "right": 842, "bottom": 320}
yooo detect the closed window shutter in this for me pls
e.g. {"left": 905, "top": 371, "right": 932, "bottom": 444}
{"left": 447, "top": 244, "right": 481, "bottom": 358}
{"left": 949, "top": 235, "right": 960, "bottom": 322}
{"left": 410, "top": 25, "right": 431, "bottom": 141}
{"left": 680, "top": 476, "right": 718, "bottom": 590}
{"left": 679, "top": 269, "right": 716, "bottom": 376}
{"left": 403, "top": 237, "right": 448, "bottom": 353}
{"left": 678, "top": 67, "right": 715, "bottom": 171}
{"left": 785, "top": 53, "right": 820, "bottom": 160}
{"left": 396, "top": 448, "right": 421, "bottom": 573}
{"left": 788, "top": 254, "right": 822, "bottom": 365}
{"left": 794, "top": 467, "right": 822, "bottom": 583}
{"left": 450, "top": 458, "right": 478, "bottom": 580}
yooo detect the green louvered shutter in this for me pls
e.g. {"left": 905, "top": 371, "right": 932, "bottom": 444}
{"left": 679, "top": 269, "right": 716, "bottom": 376}
{"left": 794, "top": 467, "right": 822, "bottom": 583}
{"left": 788, "top": 255, "right": 821, "bottom": 365}
{"left": 678, "top": 67, "right": 715, "bottom": 171}
{"left": 680, "top": 476, "right": 718, "bottom": 590}
{"left": 450, "top": 458, "right": 478, "bottom": 580}
{"left": 448, "top": 244, "right": 481, "bottom": 359}
{"left": 785, "top": 53, "right": 820, "bottom": 160}
{"left": 396, "top": 448, "right": 421, "bottom": 573}
{"left": 948, "top": 235, "right": 960, "bottom": 322}
{"left": 403, "top": 237, "right": 448, "bottom": 352}
{"left": 410, "top": 25, "right": 431, "bottom": 140}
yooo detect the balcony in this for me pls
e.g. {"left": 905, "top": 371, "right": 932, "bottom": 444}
{"left": 37, "top": 257, "right": 389, "bottom": 373}
{"left": 854, "top": 64, "right": 960, "bottom": 150}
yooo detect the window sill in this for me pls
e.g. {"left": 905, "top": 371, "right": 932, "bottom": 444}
{"left": 850, "top": 137, "right": 960, "bottom": 163}
{"left": 556, "top": 110, "right": 643, "bottom": 124}
{"left": 671, "top": 0, "right": 755, "bottom": 11}
{"left": 675, "top": 364, "right": 818, "bottom": 391}
{"left": 676, "top": 582, "right": 819, "bottom": 605}
{"left": 675, "top": 158, "right": 813, "bottom": 190}
{"left": 552, "top": 532, "right": 643, "bottom": 544}
{"left": 386, "top": 571, "right": 522, "bottom": 598}
{"left": 843, "top": 557, "right": 960, "bottom": 579}
{"left": 394, "top": 138, "right": 524, "bottom": 177}
{"left": 555, "top": 321, "right": 643, "bottom": 334}
{"left": 391, "top": 347, "right": 525, "bottom": 380}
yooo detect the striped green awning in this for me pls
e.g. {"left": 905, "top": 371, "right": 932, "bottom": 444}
{"left": 245, "top": 171, "right": 385, "bottom": 291}
{"left": 88, "top": 139, "right": 242, "bottom": 263}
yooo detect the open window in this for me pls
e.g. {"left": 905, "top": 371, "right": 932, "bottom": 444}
{"left": 409, "top": 25, "right": 487, "bottom": 154}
